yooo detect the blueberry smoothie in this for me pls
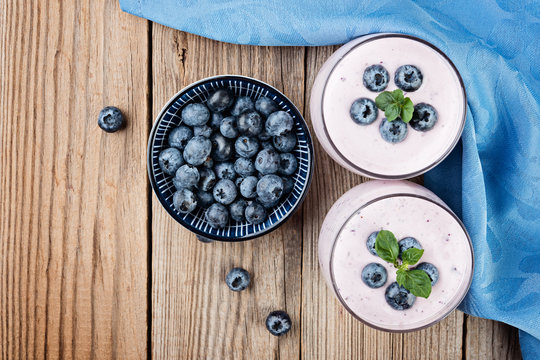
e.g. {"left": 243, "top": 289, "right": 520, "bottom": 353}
{"left": 319, "top": 181, "right": 473, "bottom": 331}
{"left": 310, "top": 34, "right": 466, "bottom": 179}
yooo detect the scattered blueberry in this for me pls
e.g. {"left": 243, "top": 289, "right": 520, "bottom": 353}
{"left": 245, "top": 201, "right": 267, "bottom": 225}
{"left": 206, "top": 89, "right": 234, "bottom": 113}
{"left": 230, "top": 199, "right": 248, "bottom": 222}
{"left": 98, "top": 106, "right": 125, "bottom": 133}
{"left": 158, "top": 148, "right": 184, "bottom": 175}
{"left": 168, "top": 125, "right": 193, "bottom": 150}
{"left": 394, "top": 65, "right": 423, "bottom": 92}
{"left": 379, "top": 118, "right": 408, "bottom": 143}
{"left": 361, "top": 263, "right": 388, "bottom": 288}
{"left": 198, "top": 168, "right": 217, "bottom": 191}
{"left": 266, "top": 111, "right": 294, "bottom": 136}
{"left": 350, "top": 98, "right": 378, "bottom": 125}
{"left": 363, "top": 65, "right": 389, "bottom": 92}
{"left": 231, "top": 96, "right": 255, "bottom": 116}
{"left": 181, "top": 103, "right": 210, "bottom": 126}
{"left": 278, "top": 153, "right": 297, "bottom": 176}
{"left": 172, "top": 189, "right": 197, "bottom": 213}
{"left": 257, "top": 175, "right": 283, "bottom": 203}
{"left": 183, "top": 136, "right": 212, "bottom": 165}
{"left": 255, "top": 148, "right": 280, "bottom": 175}
{"left": 239, "top": 176, "right": 258, "bottom": 199}
{"left": 214, "top": 162, "right": 236, "bottom": 180}
{"left": 211, "top": 133, "right": 233, "bottom": 161}
{"left": 194, "top": 125, "right": 212, "bottom": 138}
{"left": 197, "top": 190, "right": 215, "bottom": 208}
{"left": 209, "top": 112, "right": 224, "bottom": 130}
{"left": 213, "top": 179, "right": 237, "bottom": 205}
{"left": 410, "top": 103, "right": 438, "bottom": 132}
{"left": 273, "top": 132, "right": 296, "bottom": 153}
{"left": 234, "top": 157, "right": 255, "bottom": 177}
{"left": 235, "top": 136, "right": 259, "bottom": 158}
{"left": 174, "top": 164, "right": 199, "bottom": 189}
{"left": 398, "top": 237, "right": 423, "bottom": 259}
{"left": 265, "top": 311, "right": 291, "bottom": 336}
{"left": 255, "top": 96, "right": 279, "bottom": 117}
{"left": 225, "top": 267, "right": 251, "bottom": 291}
{"left": 366, "top": 231, "right": 379, "bottom": 256}
{"left": 220, "top": 116, "right": 239, "bottom": 139}
{"left": 385, "top": 282, "right": 416, "bottom": 310}
{"left": 281, "top": 176, "right": 294, "bottom": 195}
{"left": 415, "top": 262, "right": 439, "bottom": 286}
{"left": 238, "top": 110, "right": 263, "bottom": 136}
{"left": 205, "top": 203, "right": 229, "bottom": 228}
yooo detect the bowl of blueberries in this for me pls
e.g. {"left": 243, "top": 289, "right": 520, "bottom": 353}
{"left": 148, "top": 75, "right": 314, "bottom": 241}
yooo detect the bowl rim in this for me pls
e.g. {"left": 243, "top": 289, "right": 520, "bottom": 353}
{"left": 147, "top": 74, "right": 314, "bottom": 241}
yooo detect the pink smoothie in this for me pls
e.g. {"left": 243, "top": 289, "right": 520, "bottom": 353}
{"left": 310, "top": 34, "right": 466, "bottom": 179}
{"left": 319, "top": 181, "right": 473, "bottom": 332}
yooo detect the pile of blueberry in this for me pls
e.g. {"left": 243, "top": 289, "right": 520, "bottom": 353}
{"left": 350, "top": 64, "right": 439, "bottom": 143}
{"left": 158, "top": 88, "right": 299, "bottom": 229}
{"left": 363, "top": 232, "right": 439, "bottom": 310}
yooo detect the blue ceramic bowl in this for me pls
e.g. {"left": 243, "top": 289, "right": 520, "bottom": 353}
{"left": 148, "top": 75, "right": 314, "bottom": 241}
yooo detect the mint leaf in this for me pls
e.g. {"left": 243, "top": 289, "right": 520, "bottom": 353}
{"left": 396, "top": 268, "right": 408, "bottom": 287}
{"left": 401, "top": 248, "right": 424, "bottom": 265}
{"left": 375, "top": 92, "right": 394, "bottom": 110}
{"left": 375, "top": 230, "right": 399, "bottom": 265}
{"left": 391, "top": 89, "right": 405, "bottom": 102}
{"left": 385, "top": 103, "right": 401, "bottom": 121}
{"left": 397, "top": 269, "right": 432, "bottom": 298}
{"left": 401, "top": 98, "right": 414, "bottom": 123}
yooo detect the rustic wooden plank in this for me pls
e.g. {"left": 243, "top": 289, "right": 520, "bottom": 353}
{"left": 0, "top": 1, "right": 149, "bottom": 359}
{"left": 465, "top": 316, "right": 522, "bottom": 360}
{"left": 151, "top": 28, "right": 305, "bottom": 359}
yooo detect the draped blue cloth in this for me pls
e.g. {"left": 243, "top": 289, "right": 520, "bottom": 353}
{"left": 120, "top": 0, "right": 540, "bottom": 357}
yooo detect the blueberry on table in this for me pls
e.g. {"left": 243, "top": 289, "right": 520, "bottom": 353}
{"left": 209, "top": 112, "right": 224, "bottom": 130}
{"left": 206, "top": 88, "right": 234, "bottom": 113}
{"left": 231, "top": 96, "right": 255, "bottom": 116}
{"left": 265, "top": 311, "right": 291, "bottom": 336}
{"left": 235, "top": 136, "right": 260, "bottom": 158}
{"left": 394, "top": 65, "right": 423, "bottom": 92}
{"left": 239, "top": 176, "right": 258, "bottom": 199}
{"left": 198, "top": 168, "right": 217, "bottom": 192}
{"left": 173, "top": 164, "right": 200, "bottom": 190}
{"left": 98, "top": 106, "right": 125, "bottom": 133}
{"left": 350, "top": 98, "right": 378, "bottom": 125}
{"left": 256, "top": 175, "right": 283, "bottom": 204}
{"left": 278, "top": 153, "right": 297, "bottom": 176}
{"left": 196, "top": 190, "right": 214, "bottom": 208}
{"left": 172, "top": 189, "right": 197, "bottom": 214}
{"left": 220, "top": 116, "right": 239, "bottom": 139}
{"left": 255, "top": 96, "right": 279, "bottom": 117}
{"left": 265, "top": 111, "right": 294, "bottom": 136}
{"left": 237, "top": 110, "right": 263, "bottom": 136}
{"left": 281, "top": 176, "right": 294, "bottom": 195}
{"left": 181, "top": 103, "right": 210, "bottom": 126}
{"left": 273, "top": 132, "right": 296, "bottom": 153}
{"left": 214, "top": 162, "right": 236, "bottom": 180}
{"left": 168, "top": 125, "right": 193, "bottom": 150}
{"left": 229, "top": 199, "right": 248, "bottom": 222}
{"left": 211, "top": 133, "right": 233, "bottom": 161}
{"left": 194, "top": 125, "right": 213, "bottom": 138}
{"left": 234, "top": 157, "right": 255, "bottom": 177}
{"left": 205, "top": 203, "right": 229, "bottom": 228}
{"left": 398, "top": 237, "right": 423, "bottom": 259}
{"left": 213, "top": 179, "right": 237, "bottom": 205}
{"left": 363, "top": 65, "right": 389, "bottom": 92}
{"left": 158, "top": 148, "right": 184, "bottom": 175}
{"left": 245, "top": 201, "right": 267, "bottom": 225}
{"left": 415, "top": 262, "right": 439, "bottom": 285}
{"left": 410, "top": 103, "right": 438, "bottom": 132}
{"left": 225, "top": 267, "right": 251, "bottom": 291}
{"left": 379, "top": 118, "right": 408, "bottom": 143}
{"left": 255, "top": 148, "right": 280, "bottom": 175}
{"left": 366, "top": 231, "right": 379, "bottom": 256}
{"left": 385, "top": 282, "right": 416, "bottom": 310}
{"left": 361, "top": 263, "right": 388, "bottom": 288}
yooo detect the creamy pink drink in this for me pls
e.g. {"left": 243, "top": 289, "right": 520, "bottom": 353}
{"left": 310, "top": 34, "right": 466, "bottom": 179}
{"left": 319, "top": 180, "right": 473, "bottom": 331}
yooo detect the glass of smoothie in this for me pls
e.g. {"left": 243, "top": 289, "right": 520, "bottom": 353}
{"left": 319, "top": 180, "right": 473, "bottom": 332}
{"left": 310, "top": 33, "right": 466, "bottom": 179}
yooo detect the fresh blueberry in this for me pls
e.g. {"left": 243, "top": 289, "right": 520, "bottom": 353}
{"left": 214, "top": 162, "right": 236, "bottom": 180}
{"left": 257, "top": 197, "right": 279, "bottom": 209}
{"left": 183, "top": 136, "right": 212, "bottom": 165}
{"left": 366, "top": 231, "right": 379, "bottom": 256}
{"left": 415, "top": 262, "right": 439, "bottom": 286}
{"left": 261, "top": 140, "right": 275, "bottom": 150}
{"left": 225, "top": 267, "right": 250, "bottom": 291}
{"left": 278, "top": 153, "right": 297, "bottom": 176}
{"left": 211, "top": 133, "right": 233, "bottom": 161}
{"left": 361, "top": 263, "right": 388, "bottom": 288}
{"left": 235, "top": 136, "right": 259, "bottom": 158}
{"left": 181, "top": 103, "right": 210, "bottom": 126}
{"left": 255, "top": 148, "right": 280, "bottom": 175}
{"left": 98, "top": 106, "right": 125, "bottom": 133}
{"left": 258, "top": 129, "right": 272, "bottom": 141}
{"left": 206, "top": 89, "right": 234, "bottom": 113}
{"left": 237, "top": 110, "right": 263, "bottom": 136}
{"left": 257, "top": 175, "right": 283, "bottom": 203}
{"left": 196, "top": 190, "right": 214, "bottom": 208}
{"left": 266, "top": 111, "right": 294, "bottom": 136}
{"left": 198, "top": 168, "right": 217, "bottom": 191}
{"left": 273, "top": 132, "right": 296, "bottom": 153}
{"left": 158, "top": 148, "right": 184, "bottom": 175}
{"left": 398, "top": 237, "right": 423, "bottom": 259}
{"left": 265, "top": 311, "right": 291, "bottom": 336}
{"left": 410, "top": 103, "right": 438, "bottom": 132}
{"left": 168, "top": 125, "right": 193, "bottom": 150}
{"left": 245, "top": 201, "right": 267, "bottom": 225}
{"left": 173, "top": 164, "right": 199, "bottom": 190}
{"left": 220, "top": 116, "right": 239, "bottom": 139}
{"left": 194, "top": 125, "right": 212, "bottom": 138}
{"left": 239, "top": 176, "right": 258, "bottom": 199}
{"left": 255, "top": 96, "right": 279, "bottom": 117}
{"left": 281, "top": 176, "right": 294, "bottom": 195}
{"left": 394, "top": 65, "right": 423, "bottom": 92}
{"left": 213, "top": 179, "right": 237, "bottom": 205}
{"left": 172, "top": 189, "right": 197, "bottom": 213}
{"left": 350, "top": 98, "right": 378, "bottom": 125}
{"left": 231, "top": 96, "right": 255, "bottom": 116}
{"left": 234, "top": 157, "right": 255, "bottom": 177}
{"left": 209, "top": 112, "right": 224, "bottom": 130}
{"left": 379, "top": 118, "right": 408, "bottom": 143}
{"left": 229, "top": 199, "right": 248, "bottom": 222}
{"left": 385, "top": 282, "right": 416, "bottom": 310}
{"left": 205, "top": 203, "right": 229, "bottom": 228}
{"left": 363, "top": 65, "right": 389, "bottom": 92}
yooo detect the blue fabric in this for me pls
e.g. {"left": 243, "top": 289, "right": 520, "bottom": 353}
{"left": 120, "top": 0, "right": 540, "bottom": 357}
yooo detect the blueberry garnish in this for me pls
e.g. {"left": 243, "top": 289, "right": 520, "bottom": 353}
{"left": 225, "top": 267, "right": 251, "bottom": 291}
{"left": 212, "top": 179, "right": 237, "bottom": 205}
{"left": 361, "top": 263, "right": 388, "bottom": 288}
{"left": 98, "top": 106, "right": 125, "bottom": 133}
{"left": 379, "top": 118, "right": 408, "bottom": 143}
{"left": 231, "top": 96, "right": 255, "bottom": 116}
{"left": 220, "top": 116, "right": 239, "bottom": 139}
{"left": 214, "top": 162, "right": 236, "bottom": 180}
{"left": 255, "top": 96, "right": 279, "bottom": 117}
{"left": 183, "top": 136, "right": 212, "bottom": 166}
{"left": 255, "top": 148, "right": 280, "bottom": 175}
{"left": 158, "top": 148, "right": 184, "bottom": 175}
{"left": 237, "top": 110, "right": 263, "bottom": 136}
{"left": 239, "top": 176, "right": 258, "bottom": 199}
{"left": 196, "top": 190, "right": 215, "bottom": 208}
{"left": 415, "top": 262, "right": 439, "bottom": 286}
{"left": 366, "top": 231, "right": 379, "bottom": 256}
{"left": 172, "top": 189, "right": 197, "bottom": 213}
{"left": 350, "top": 98, "right": 378, "bottom": 125}
{"left": 207, "top": 89, "right": 234, "bottom": 113}
{"left": 265, "top": 311, "right": 291, "bottom": 336}
{"left": 410, "top": 103, "right": 438, "bottom": 132}
{"left": 181, "top": 103, "right": 210, "bottom": 126}
{"left": 273, "top": 132, "right": 296, "bottom": 153}
{"left": 229, "top": 199, "right": 248, "bottom": 222}
{"left": 205, "top": 203, "right": 229, "bottom": 228}
{"left": 266, "top": 111, "right": 294, "bottom": 136}
{"left": 256, "top": 175, "right": 283, "bottom": 204}
{"left": 235, "top": 136, "right": 259, "bottom": 158}
{"left": 278, "top": 153, "right": 297, "bottom": 176}
{"left": 198, "top": 168, "right": 217, "bottom": 192}
{"left": 363, "top": 65, "right": 389, "bottom": 92}
{"left": 385, "top": 282, "right": 416, "bottom": 310}
{"left": 234, "top": 157, "right": 255, "bottom": 177}
{"left": 168, "top": 125, "right": 193, "bottom": 150}
{"left": 173, "top": 164, "right": 200, "bottom": 190}
{"left": 245, "top": 201, "right": 267, "bottom": 225}
{"left": 398, "top": 237, "right": 423, "bottom": 259}
{"left": 394, "top": 65, "right": 423, "bottom": 92}
{"left": 210, "top": 133, "right": 233, "bottom": 162}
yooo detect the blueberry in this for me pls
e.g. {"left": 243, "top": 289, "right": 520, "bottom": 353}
{"left": 183, "top": 136, "right": 212, "bottom": 165}
{"left": 239, "top": 176, "right": 258, "bottom": 199}
{"left": 194, "top": 125, "right": 212, "bottom": 138}
{"left": 225, "top": 267, "right": 250, "bottom": 291}
{"left": 258, "top": 129, "right": 272, "bottom": 141}
{"left": 158, "top": 148, "right": 184, "bottom": 175}
{"left": 361, "top": 263, "right": 387, "bottom": 288}
{"left": 257, "top": 197, "right": 279, "bottom": 209}
{"left": 366, "top": 231, "right": 379, "bottom": 256}
{"left": 415, "top": 262, "right": 439, "bottom": 286}
{"left": 230, "top": 199, "right": 248, "bottom": 222}
{"left": 214, "top": 162, "right": 236, "bottom": 180}
{"left": 265, "top": 311, "right": 291, "bottom": 336}
{"left": 209, "top": 112, "right": 224, "bottom": 130}
{"left": 255, "top": 148, "right": 280, "bottom": 175}
{"left": 273, "top": 132, "right": 296, "bottom": 153}
{"left": 281, "top": 176, "right": 294, "bottom": 195}
{"left": 211, "top": 133, "right": 233, "bottom": 161}
{"left": 260, "top": 140, "right": 275, "bottom": 150}
{"left": 234, "top": 157, "right": 255, "bottom": 177}
{"left": 231, "top": 96, "right": 255, "bottom": 116}
{"left": 235, "top": 177, "right": 245, "bottom": 188}
{"left": 398, "top": 237, "right": 423, "bottom": 259}
{"left": 168, "top": 125, "right": 193, "bottom": 150}
{"left": 278, "top": 153, "right": 297, "bottom": 176}
{"left": 181, "top": 103, "right": 210, "bottom": 126}
{"left": 220, "top": 116, "right": 239, "bottom": 139}
{"left": 245, "top": 201, "right": 267, "bottom": 225}
{"left": 235, "top": 136, "right": 259, "bottom": 158}
{"left": 206, "top": 89, "right": 234, "bottom": 113}
{"left": 237, "top": 110, "right": 264, "bottom": 136}
{"left": 350, "top": 98, "right": 378, "bottom": 125}
{"left": 266, "top": 111, "right": 294, "bottom": 136}
{"left": 205, "top": 203, "right": 229, "bottom": 228}
{"left": 197, "top": 190, "right": 214, "bottom": 208}
{"left": 198, "top": 168, "right": 217, "bottom": 191}
{"left": 257, "top": 175, "right": 283, "bottom": 203}
{"left": 410, "top": 103, "right": 438, "bottom": 132}
{"left": 173, "top": 164, "right": 200, "bottom": 189}
{"left": 363, "top": 65, "right": 389, "bottom": 92}
{"left": 172, "top": 189, "right": 197, "bottom": 213}
{"left": 213, "top": 179, "right": 237, "bottom": 205}
{"left": 98, "top": 106, "right": 125, "bottom": 132}
{"left": 201, "top": 156, "right": 214, "bottom": 169}
{"left": 379, "top": 118, "right": 408, "bottom": 143}
{"left": 255, "top": 96, "right": 279, "bottom": 117}
{"left": 385, "top": 282, "right": 416, "bottom": 310}
{"left": 394, "top": 65, "right": 423, "bottom": 92}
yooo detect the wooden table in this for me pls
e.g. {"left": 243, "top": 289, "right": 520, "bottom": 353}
{"left": 0, "top": 1, "right": 523, "bottom": 359}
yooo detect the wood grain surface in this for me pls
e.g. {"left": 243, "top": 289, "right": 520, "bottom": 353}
{"left": 0, "top": 1, "right": 521, "bottom": 359}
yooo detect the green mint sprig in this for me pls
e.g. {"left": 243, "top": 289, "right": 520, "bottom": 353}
{"left": 375, "top": 89, "right": 414, "bottom": 123}
{"left": 374, "top": 230, "right": 432, "bottom": 298}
